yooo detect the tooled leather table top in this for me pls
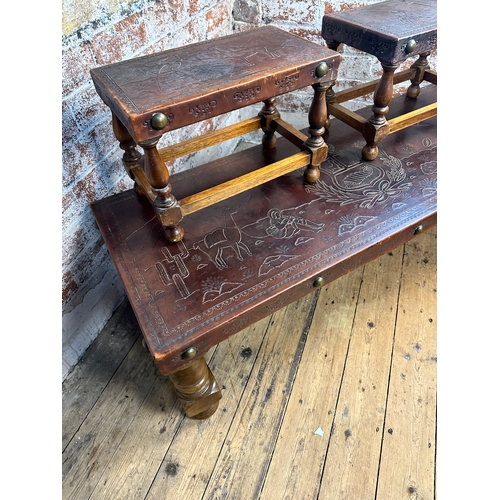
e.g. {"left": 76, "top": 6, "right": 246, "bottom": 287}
{"left": 322, "top": 0, "right": 437, "bottom": 64}
{"left": 91, "top": 26, "right": 341, "bottom": 142}
{"left": 92, "top": 86, "right": 437, "bottom": 374}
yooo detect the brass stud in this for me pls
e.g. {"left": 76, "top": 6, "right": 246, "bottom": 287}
{"left": 313, "top": 276, "right": 326, "bottom": 288}
{"left": 315, "top": 61, "right": 329, "bottom": 78}
{"left": 414, "top": 224, "right": 424, "bottom": 235}
{"left": 405, "top": 39, "right": 417, "bottom": 54}
{"left": 151, "top": 112, "right": 168, "bottom": 130}
{"left": 181, "top": 347, "right": 197, "bottom": 360}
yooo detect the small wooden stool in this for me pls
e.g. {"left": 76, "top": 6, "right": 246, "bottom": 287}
{"left": 321, "top": 0, "right": 437, "bottom": 160}
{"left": 91, "top": 26, "right": 340, "bottom": 243}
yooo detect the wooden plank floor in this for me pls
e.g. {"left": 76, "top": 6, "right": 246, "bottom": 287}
{"left": 62, "top": 227, "right": 437, "bottom": 500}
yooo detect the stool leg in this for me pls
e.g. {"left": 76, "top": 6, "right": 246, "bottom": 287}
{"left": 323, "top": 40, "right": 342, "bottom": 131}
{"left": 362, "top": 62, "right": 398, "bottom": 161}
{"left": 303, "top": 81, "right": 330, "bottom": 183}
{"left": 407, "top": 52, "right": 430, "bottom": 99}
{"left": 111, "top": 113, "right": 144, "bottom": 195}
{"left": 324, "top": 83, "right": 335, "bottom": 131}
{"left": 168, "top": 356, "right": 222, "bottom": 419}
{"left": 140, "top": 138, "right": 184, "bottom": 243}
{"left": 259, "top": 98, "right": 280, "bottom": 149}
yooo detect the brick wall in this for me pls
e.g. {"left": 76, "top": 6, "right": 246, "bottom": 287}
{"left": 62, "top": 0, "right": 436, "bottom": 379}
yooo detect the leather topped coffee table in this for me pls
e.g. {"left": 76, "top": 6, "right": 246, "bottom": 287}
{"left": 92, "top": 86, "right": 437, "bottom": 418}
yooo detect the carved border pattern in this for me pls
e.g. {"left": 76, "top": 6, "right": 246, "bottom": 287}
{"left": 188, "top": 100, "right": 217, "bottom": 118}
{"left": 275, "top": 73, "right": 299, "bottom": 92}
{"left": 234, "top": 86, "right": 262, "bottom": 102}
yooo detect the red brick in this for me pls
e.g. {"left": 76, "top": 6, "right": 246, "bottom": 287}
{"left": 62, "top": 90, "right": 111, "bottom": 184}
{"left": 324, "top": 1, "right": 368, "bottom": 16}
{"left": 206, "top": 3, "right": 231, "bottom": 34}
{"left": 62, "top": 43, "right": 96, "bottom": 99}
{"left": 62, "top": 119, "right": 117, "bottom": 189}
{"left": 189, "top": 0, "right": 215, "bottom": 16}
{"left": 72, "top": 86, "right": 109, "bottom": 133}
{"left": 62, "top": 144, "right": 79, "bottom": 185}
{"left": 90, "top": 14, "right": 148, "bottom": 65}
{"left": 147, "top": 0, "right": 186, "bottom": 28}
{"left": 189, "top": 0, "right": 200, "bottom": 16}
{"left": 263, "top": 0, "right": 318, "bottom": 25}
{"left": 62, "top": 100, "right": 78, "bottom": 149}
{"left": 69, "top": 238, "right": 105, "bottom": 282}
{"left": 62, "top": 226, "right": 86, "bottom": 269}
{"left": 62, "top": 270, "right": 78, "bottom": 302}
{"left": 62, "top": 168, "right": 106, "bottom": 232}
{"left": 184, "top": 16, "right": 210, "bottom": 45}
{"left": 287, "top": 26, "right": 325, "bottom": 45}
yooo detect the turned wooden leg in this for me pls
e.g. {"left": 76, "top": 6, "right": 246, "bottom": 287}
{"left": 111, "top": 113, "right": 144, "bottom": 195}
{"left": 169, "top": 356, "right": 222, "bottom": 419}
{"left": 324, "top": 83, "right": 335, "bottom": 130}
{"left": 259, "top": 98, "right": 280, "bottom": 149}
{"left": 362, "top": 62, "right": 398, "bottom": 161}
{"left": 407, "top": 52, "right": 430, "bottom": 99}
{"left": 139, "top": 138, "right": 184, "bottom": 242}
{"left": 323, "top": 40, "right": 342, "bottom": 131}
{"left": 303, "top": 81, "right": 330, "bottom": 183}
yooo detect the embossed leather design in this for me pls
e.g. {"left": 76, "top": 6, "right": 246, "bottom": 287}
{"left": 322, "top": 0, "right": 437, "bottom": 64}
{"left": 92, "top": 87, "right": 437, "bottom": 374}
{"left": 91, "top": 26, "right": 341, "bottom": 142}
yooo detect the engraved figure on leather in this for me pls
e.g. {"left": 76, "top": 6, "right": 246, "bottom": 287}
{"left": 191, "top": 210, "right": 252, "bottom": 270}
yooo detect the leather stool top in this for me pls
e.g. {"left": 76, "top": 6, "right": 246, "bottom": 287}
{"left": 322, "top": 0, "right": 437, "bottom": 65}
{"left": 90, "top": 26, "right": 340, "bottom": 143}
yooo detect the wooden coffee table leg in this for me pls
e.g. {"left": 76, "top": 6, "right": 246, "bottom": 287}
{"left": 168, "top": 356, "right": 222, "bottom": 419}
{"left": 362, "top": 62, "right": 398, "bottom": 161}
